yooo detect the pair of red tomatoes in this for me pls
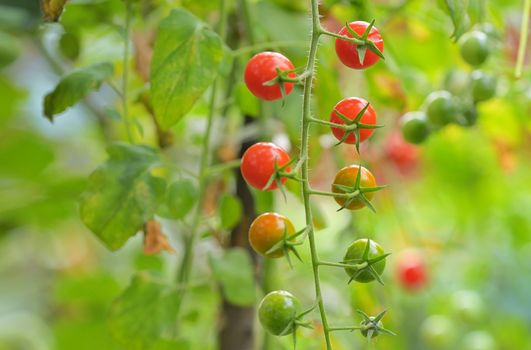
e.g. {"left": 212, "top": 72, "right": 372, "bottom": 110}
{"left": 244, "top": 21, "right": 384, "bottom": 101}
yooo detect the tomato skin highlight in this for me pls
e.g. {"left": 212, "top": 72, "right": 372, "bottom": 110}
{"left": 240, "top": 142, "right": 291, "bottom": 191}
{"left": 396, "top": 250, "right": 427, "bottom": 291}
{"left": 343, "top": 239, "right": 386, "bottom": 283}
{"left": 329, "top": 97, "right": 377, "bottom": 145}
{"left": 244, "top": 51, "right": 296, "bottom": 101}
{"left": 335, "top": 21, "right": 384, "bottom": 69}
{"left": 258, "top": 290, "right": 300, "bottom": 336}
{"left": 332, "top": 165, "right": 377, "bottom": 210}
{"left": 248, "top": 212, "right": 295, "bottom": 258}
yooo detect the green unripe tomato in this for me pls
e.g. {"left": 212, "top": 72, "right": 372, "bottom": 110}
{"left": 400, "top": 111, "right": 430, "bottom": 144}
{"left": 458, "top": 103, "right": 479, "bottom": 127}
{"left": 420, "top": 315, "right": 457, "bottom": 349}
{"left": 451, "top": 290, "right": 484, "bottom": 322}
{"left": 424, "top": 91, "right": 458, "bottom": 127}
{"left": 459, "top": 31, "right": 490, "bottom": 66}
{"left": 470, "top": 70, "right": 497, "bottom": 102}
{"left": 463, "top": 331, "right": 496, "bottom": 350}
{"left": 343, "top": 239, "right": 386, "bottom": 283}
{"left": 258, "top": 290, "right": 300, "bottom": 336}
{"left": 443, "top": 69, "right": 470, "bottom": 96}
{"left": 360, "top": 317, "right": 383, "bottom": 338}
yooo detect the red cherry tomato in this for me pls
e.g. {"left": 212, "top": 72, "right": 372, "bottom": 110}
{"left": 241, "top": 142, "right": 291, "bottom": 191}
{"left": 396, "top": 250, "right": 427, "bottom": 291}
{"left": 335, "top": 21, "right": 384, "bottom": 69}
{"left": 330, "top": 97, "right": 377, "bottom": 145}
{"left": 384, "top": 132, "right": 420, "bottom": 175}
{"left": 244, "top": 51, "right": 296, "bottom": 101}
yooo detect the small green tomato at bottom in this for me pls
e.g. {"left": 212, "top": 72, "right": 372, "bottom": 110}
{"left": 361, "top": 317, "right": 384, "bottom": 338}
{"left": 343, "top": 239, "right": 386, "bottom": 283}
{"left": 258, "top": 290, "right": 300, "bottom": 336}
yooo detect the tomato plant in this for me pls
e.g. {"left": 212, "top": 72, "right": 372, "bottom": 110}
{"left": 240, "top": 142, "right": 291, "bottom": 191}
{"left": 3, "top": 0, "right": 528, "bottom": 350}
{"left": 244, "top": 51, "right": 296, "bottom": 101}
{"left": 248, "top": 212, "right": 295, "bottom": 258}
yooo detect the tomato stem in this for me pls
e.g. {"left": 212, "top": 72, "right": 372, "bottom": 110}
{"left": 299, "top": 1, "right": 334, "bottom": 349}
{"left": 173, "top": 0, "right": 229, "bottom": 331}
{"left": 121, "top": 0, "right": 134, "bottom": 143}
{"left": 515, "top": 0, "right": 530, "bottom": 78}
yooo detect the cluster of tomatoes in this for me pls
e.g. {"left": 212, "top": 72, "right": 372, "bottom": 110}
{"left": 240, "top": 21, "right": 393, "bottom": 340}
{"left": 400, "top": 25, "right": 498, "bottom": 145}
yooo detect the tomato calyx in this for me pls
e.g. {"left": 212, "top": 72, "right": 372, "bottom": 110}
{"left": 332, "top": 103, "right": 383, "bottom": 153}
{"left": 262, "top": 155, "right": 304, "bottom": 199}
{"left": 331, "top": 164, "right": 386, "bottom": 212}
{"left": 265, "top": 225, "right": 310, "bottom": 267}
{"left": 345, "top": 19, "right": 385, "bottom": 66}
{"left": 324, "top": 19, "right": 385, "bottom": 65}
{"left": 289, "top": 303, "right": 318, "bottom": 348}
{"left": 329, "top": 310, "right": 395, "bottom": 341}
{"left": 262, "top": 67, "right": 307, "bottom": 104}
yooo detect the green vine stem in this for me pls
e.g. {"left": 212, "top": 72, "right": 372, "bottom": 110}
{"left": 173, "top": 0, "right": 229, "bottom": 327}
{"left": 515, "top": 0, "right": 530, "bottom": 78}
{"left": 122, "top": 0, "right": 134, "bottom": 143}
{"left": 298, "top": 0, "right": 334, "bottom": 348}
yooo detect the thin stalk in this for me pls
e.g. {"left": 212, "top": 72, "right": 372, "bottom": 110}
{"left": 174, "top": 0, "right": 229, "bottom": 328}
{"left": 122, "top": 0, "right": 134, "bottom": 143}
{"left": 300, "top": 0, "right": 332, "bottom": 348}
{"left": 329, "top": 327, "right": 361, "bottom": 332}
{"left": 207, "top": 159, "right": 242, "bottom": 175}
{"left": 515, "top": 0, "right": 530, "bottom": 78}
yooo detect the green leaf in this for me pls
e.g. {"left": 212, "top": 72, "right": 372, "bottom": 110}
{"left": 108, "top": 272, "right": 187, "bottom": 350}
{"left": 43, "top": 62, "right": 113, "bottom": 121}
{"left": 209, "top": 248, "right": 255, "bottom": 306}
{"left": 158, "top": 178, "right": 198, "bottom": 220}
{"left": 79, "top": 143, "right": 166, "bottom": 251}
{"left": 442, "top": 0, "right": 470, "bottom": 39}
{"left": 150, "top": 9, "right": 224, "bottom": 129}
{"left": 219, "top": 194, "right": 242, "bottom": 230}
